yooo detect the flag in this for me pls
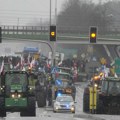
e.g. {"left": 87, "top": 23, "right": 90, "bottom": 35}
{"left": 0, "top": 61, "right": 4, "bottom": 74}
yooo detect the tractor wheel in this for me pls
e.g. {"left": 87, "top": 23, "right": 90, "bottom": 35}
{"left": 96, "top": 95, "right": 104, "bottom": 114}
{"left": 0, "top": 97, "right": 6, "bottom": 117}
{"left": 36, "top": 92, "right": 46, "bottom": 107}
{"left": 83, "top": 93, "right": 89, "bottom": 113}
{"left": 20, "top": 97, "right": 36, "bottom": 117}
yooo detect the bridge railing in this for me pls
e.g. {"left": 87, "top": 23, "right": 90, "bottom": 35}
{"left": 1, "top": 25, "right": 120, "bottom": 40}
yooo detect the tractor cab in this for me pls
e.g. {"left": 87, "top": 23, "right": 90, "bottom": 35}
{"left": 0, "top": 71, "right": 36, "bottom": 117}
{"left": 100, "top": 77, "right": 120, "bottom": 95}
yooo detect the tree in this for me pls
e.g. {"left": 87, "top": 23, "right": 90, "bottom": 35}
{"left": 57, "top": 0, "right": 115, "bottom": 33}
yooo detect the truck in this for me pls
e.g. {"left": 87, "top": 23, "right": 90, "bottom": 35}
{"left": 0, "top": 71, "right": 36, "bottom": 117}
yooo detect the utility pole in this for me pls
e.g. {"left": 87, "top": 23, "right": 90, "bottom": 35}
{"left": 17, "top": 18, "right": 19, "bottom": 26}
{"left": 55, "top": 0, "right": 57, "bottom": 26}
{"left": 49, "top": 0, "right": 56, "bottom": 66}
{"left": 50, "top": 0, "right": 51, "bottom": 26}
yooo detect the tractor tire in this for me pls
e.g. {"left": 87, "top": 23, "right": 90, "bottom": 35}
{"left": 0, "top": 97, "right": 6, "bottom": 117}
{"left": 20, "top": 97, "right": 36, "bottom": 117}
{"left": 96, "top": 95, "right": 104, "bottom": 114}
{"left": 36, "top": 92, "right": 46, "bottom": 107}
{"left": 83, "top": 93, "right": 89, "bottom": 113}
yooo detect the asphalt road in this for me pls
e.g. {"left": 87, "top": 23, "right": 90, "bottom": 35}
{"left": 0, "top": 82, "right": 120, "bottom": 120}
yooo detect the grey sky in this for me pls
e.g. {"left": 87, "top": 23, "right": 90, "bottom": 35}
{"left": 0, "top": 0, "right": 100, "bottom": 25}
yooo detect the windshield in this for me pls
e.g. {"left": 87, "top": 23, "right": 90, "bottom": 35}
{"left": 5, "top": 73, "right": 27, "bottom": 86}
{"left": 56, "top": 96, "right": 73, "bottom": 102}
{"left": 56, "top": 74, "right": 70, "bottom": 80}
{"left": 108, "top": 81, "right": 120, "bottom": 94}
{"left": 101, "top": 80, "right": 120, "bottom": 94}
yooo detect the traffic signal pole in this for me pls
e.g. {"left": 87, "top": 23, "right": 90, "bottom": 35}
{"left": 49, "top": 0, "right": 56, "bottom": 67}
{"left": 0, "top": 27, "right": 2, "bottom": 43}
{"left": 50, "top": 42, "right": 56, "bottom": 66}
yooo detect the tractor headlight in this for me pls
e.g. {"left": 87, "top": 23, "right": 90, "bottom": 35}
{"left": 18, "top": 94, "right": 21, "bottom": 98}
{"left": 94, "top": 83, "right": 98, "bottom": 87}
{"left": 11, "top": 94, "right": 15, "bottom": 98}
{"left": 1, "top": 87, "right": 3, "bottom": 90}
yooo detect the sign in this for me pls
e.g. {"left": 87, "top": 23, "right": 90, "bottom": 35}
{"left": 115, "top": 58, "right": 120, "bottom": 74}
{"left": 51, "top": 67, "right": 58, "bottom": 74}
{"left": 34, "top": 53, "right": 39, "bottom": 60}
{"left": 55, "top": 79, "right": 62, "bottom": 86}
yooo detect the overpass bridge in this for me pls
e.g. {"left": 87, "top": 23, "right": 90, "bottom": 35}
{"left": 1, "top": 25, "right": 120, "bottom": 44}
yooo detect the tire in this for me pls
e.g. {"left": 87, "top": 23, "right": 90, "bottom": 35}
{"left": 20, "top": 97, "right": 36, "bottom": 117}
{"left": 96, "top": 95, "right": 104, "bottom": 114}
{"left": 0, "top": 97, "right": 6, "bottom": 117}
{"left": 53, "top": 110, "right": 56, "bottom": 113}
{"left": 72, "top": 111, "right": 75, "bottom": 113}
{"left": 36, "top": 92, "right": 46, "bottom": 107}
{"left": 83, "top": 93, "right": 89, "bottom": 113}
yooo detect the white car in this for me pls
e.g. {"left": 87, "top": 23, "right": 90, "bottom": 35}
{"left": 53, "top": 94, "right": 76, "bottom": 113}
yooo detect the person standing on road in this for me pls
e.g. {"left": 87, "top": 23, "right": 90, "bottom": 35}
{"left": 47, "top": 85, "right": 52, "bottom": 106}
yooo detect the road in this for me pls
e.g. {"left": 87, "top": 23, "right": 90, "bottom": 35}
{"left": 0, "top": 82, "right": 120, "bottom": 120}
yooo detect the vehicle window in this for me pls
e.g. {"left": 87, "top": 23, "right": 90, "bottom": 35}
{"left": 108, "top": 81, "right": 120, "bottom": 94}
{"left": 5, "top": 73, "right": 27, "bottom": 86}
{"left": 101, "top": 81, "right": 108, "bottom": 92}
{"left": 56, "top": 96, "right": 73, "bottom": 102}
{"left": 56, "top": 74, "right": 70, "bottom": 80}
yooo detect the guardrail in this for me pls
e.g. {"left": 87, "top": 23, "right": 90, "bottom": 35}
{"left": 1, "top": 25, "right": 120, "bottom": 41}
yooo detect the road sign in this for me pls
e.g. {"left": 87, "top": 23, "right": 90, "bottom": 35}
{"left": 115, "top": 58, "right": 120, "bottom": 74}
{"left": 51, "top": 67, "right": 58, "bottom": 73}
{"left": 55, "top": 79, "right": 62, "bottom": 86}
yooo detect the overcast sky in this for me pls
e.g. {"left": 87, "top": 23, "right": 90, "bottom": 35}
{"left": 0, "top": 0, "right": 101, "bottom": 25}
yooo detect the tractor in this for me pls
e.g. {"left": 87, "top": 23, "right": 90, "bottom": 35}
{"left": 83, "top": 76, "right": 120, "bottom": 114}
{"left": 0, "top": 71, "right": 36, "bottom": 117}
{"left": 83, "top": 72, "right": 104, "bottom": 112}
{"left": 52, "top": 72, "right": 76, "bottom": 101}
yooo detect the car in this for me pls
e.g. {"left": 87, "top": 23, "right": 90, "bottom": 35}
{"left": 53, "top": 94, "right": 76, "bottom": 113}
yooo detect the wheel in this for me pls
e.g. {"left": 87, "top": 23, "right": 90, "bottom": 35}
{"left": 0, "top": 97, "right": 6, "bottom": 117}
{"left": 53, "top": 110, "right": 56, "bottom": 113}
{"left": 20, "top": 97, "right": 36, "bottom": 117}
{"left": 72, "top": 111, "right": 75, "bottom": 113}
{"left": 83, "top": 93, "right": 89, "bottom": 113}
{"left": 36, "top": 92, "right": 46, "bottom": 107}
{"left": 96, "top": 95, "right": 104, "bottom": 114}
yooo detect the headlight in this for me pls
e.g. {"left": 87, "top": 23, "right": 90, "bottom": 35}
{"left": 18, "top": 94, "right": 21, "bottom": 98}
{"left": 11, "top": 94, "right": 15, "bottom": 98}
{"left": 1, "top": 87, "right": 3, "bottom": 90}
{"left": 94, "top": 84, "right": 98, "bottom": 87}
{"left": 71, "top": 107, "right": 75, "bottom": 111}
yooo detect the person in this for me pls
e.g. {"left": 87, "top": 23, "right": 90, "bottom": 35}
{"left": 47, "top": 85, "right": 52, "bottom": 106}
{"left": 71, "top": 83, "right": 76, "bottom": 101}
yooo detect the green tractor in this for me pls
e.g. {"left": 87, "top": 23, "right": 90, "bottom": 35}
{"left": 0, "top": 71, "right": 36, "bottom": 117}
{"left": 83, "top": 77, "right": 120, "bottom": 114}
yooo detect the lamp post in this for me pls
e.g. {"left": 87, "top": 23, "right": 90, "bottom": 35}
{"left": 50, "top": 0, "right": 51, "bottom": 26}
{"left": 55, "top": 0, "right": 57, "bottom": 25}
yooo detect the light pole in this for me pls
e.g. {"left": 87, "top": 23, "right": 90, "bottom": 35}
{"left": 50, "top": 0, "right": 51, "bottom": 26}
{"left": 55, "top": 0, "right": 57, "bottom": 25}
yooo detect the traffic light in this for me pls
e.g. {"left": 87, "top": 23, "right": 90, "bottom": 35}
{"left": 0, "top": 27, "right": 2, "bottom": 43}
{"left": 89, "top": 26, "right": 97, "bottom": 43}
{"left": 50, "top": 26, "right": 56, "bottom": 41}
